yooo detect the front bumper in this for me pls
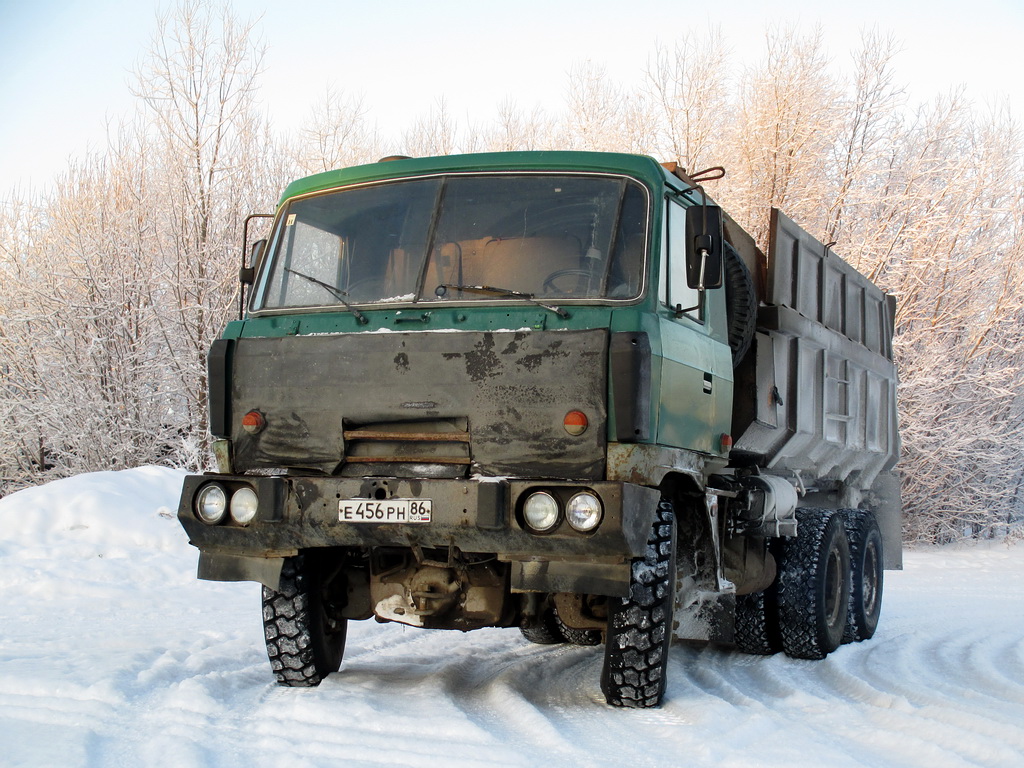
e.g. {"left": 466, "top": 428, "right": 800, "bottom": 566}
{"left": 178, "top": 474, "right": 659, "bottom": 595}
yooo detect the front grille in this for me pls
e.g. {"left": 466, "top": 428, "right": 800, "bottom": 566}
{"left": 340, "top": 419, "right": 471, "bottom": 478}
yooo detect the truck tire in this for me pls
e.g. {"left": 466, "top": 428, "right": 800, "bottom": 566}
{"left": 734, "top": 589, "right": 781, "bottom": 655}
{"left": 556, "top": 611, "right": 601, "bottom": 646}
{"left": 775, "top": 509, "right": 850, "bottom": 660}
{"left": 519, "top": 602, "right": 565, "bottom": 645}
{"left": 601, "top": 498, "right": 676, "bottom": 708}
{"left": 724, "top": 242, "right": 756, "bottom": 365}
{"left": 843, "top": 509, "right": 884, "bottom": 643}
{"left": 262, "top": 554, "right": 347, "bottom": 686}
{"left": 520, "top": 602, "right": 602, "bottom": 646}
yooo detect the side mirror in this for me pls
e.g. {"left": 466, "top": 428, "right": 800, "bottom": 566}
{"left": 240, "top": 239, "right": 267, "bottom": 285}
{"left": 685, "top": 204, "right": 723, "bottom": 289}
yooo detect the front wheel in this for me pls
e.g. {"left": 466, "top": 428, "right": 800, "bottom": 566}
{"left": 601, "top": 498, "right": 676, "bottom": 708}
{"left": 262, "top": 553, "right": 348, "bottom": 686}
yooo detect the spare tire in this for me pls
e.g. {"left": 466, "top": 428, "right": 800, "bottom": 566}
{"left": 724, "top": 242, "right": 756, "bottom": 365}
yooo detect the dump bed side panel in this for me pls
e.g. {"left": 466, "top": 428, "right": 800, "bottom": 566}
{"left": 733, "top": 209, "right": 899, "bottom": 491}
{"left": 766, "top": 209, "right": 894, "bottom": 360}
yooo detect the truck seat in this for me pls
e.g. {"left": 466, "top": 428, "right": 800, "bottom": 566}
{"left": 433, "top": 236, "right": 582, "bottom": 295}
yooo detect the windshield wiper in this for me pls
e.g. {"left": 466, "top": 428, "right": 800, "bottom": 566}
{"left": 284, "top": 268, "right": 368, "bottom": 324}
{"left": 434, "top": 284, "right": 569, "bottom": 319}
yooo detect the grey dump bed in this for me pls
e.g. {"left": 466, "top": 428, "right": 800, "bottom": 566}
{"left": 732, "top": 209, "right": 899, "bottom": 490}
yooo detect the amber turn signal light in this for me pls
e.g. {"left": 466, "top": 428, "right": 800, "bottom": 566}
{"left": 563, "top": 410, "right": 588, "bottom": 436}
{"left": 242, "top": 410, "right": 265, "bottom": 434}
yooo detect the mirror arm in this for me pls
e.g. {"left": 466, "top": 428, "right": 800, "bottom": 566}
{"left": 240, "top": 213, "right": 275, "bottom": 318}
{"left": 675, "top": 247, "right": 709, "bottom": 318}
{"left": 674, "top": 302, "right": 701, "bottom": 318}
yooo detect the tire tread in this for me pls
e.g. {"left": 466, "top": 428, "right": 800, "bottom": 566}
{"left": 602, "top": 498, "right": 675, "bottom": 708}
{"left": 262, "top": 554, "right": 345, "bottom": 687}
{"left": 843, "top": 509, "right": 884, "bottom": 643}
{"left": 775, "top": 509, "right": 849, "bottom": 660}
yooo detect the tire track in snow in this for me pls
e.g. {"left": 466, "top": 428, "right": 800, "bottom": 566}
{"left": 4, "top": 474, "right": 1024, "bottom": 768}
{"left": 344, "top": 628, "right": 594, "bottom": 764}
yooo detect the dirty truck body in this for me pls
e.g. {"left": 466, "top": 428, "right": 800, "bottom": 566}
{"left": 178, "top": 151, "right": 900, "bottom": 708}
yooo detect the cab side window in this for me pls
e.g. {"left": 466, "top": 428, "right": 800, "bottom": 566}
{"left": 661, "top": 198, "right": 702, "bottom": 321}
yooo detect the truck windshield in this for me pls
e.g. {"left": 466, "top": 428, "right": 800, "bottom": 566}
{"left": 256, "top": 174, "right": 648, "bottom": 311}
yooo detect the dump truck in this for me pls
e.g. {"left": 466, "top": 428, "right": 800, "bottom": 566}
{"left": 177, "top": 151, "right": 901, "bottom": 708}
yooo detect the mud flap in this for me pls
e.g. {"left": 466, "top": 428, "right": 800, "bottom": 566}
{"left": 672, "top": 492, "right": 736, "bottom": 643}
{"left": 198, "top": 551, "right": 287, "bottom": 590}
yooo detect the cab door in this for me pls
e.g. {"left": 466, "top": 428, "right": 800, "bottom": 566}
{"left": 655, "top": 196, "right": 733, "bottom": 455}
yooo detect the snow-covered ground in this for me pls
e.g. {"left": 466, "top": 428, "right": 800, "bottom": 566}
{"left": 1, "top": 468, "right": 1022, "bottom": 768}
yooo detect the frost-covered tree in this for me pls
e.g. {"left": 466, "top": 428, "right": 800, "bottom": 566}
{"left": 646, "top": 30, "right": 731, "bottom": 174}
{"left": 561, "top": 61, "right": 653, "bottom": 153}
{"left": 0, "top": 0, "right": 276, "bottom": 492}
{"left": 478, "top": 98, "right": 555, "bottom": 152}
{"left": 290, "top": 87, "right": 380, "bottom": 174}
{"left": 2, "top": 13, "right": 1023, "bottom": 541}
{"left": 132, "top": 0, "right": 272, "bottom": 460}
{"left": 400, "top": 97, "right": 460, "bottom": 157}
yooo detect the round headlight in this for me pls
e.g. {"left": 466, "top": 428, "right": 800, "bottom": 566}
{"left": 195, "top": 483, "right": 228, "bottom": 525}
{"left": 523, "top": 491, "right": 560, "bottom": 532}
{"left": 566, "top": 492, "right": 603, "bottom": 532}
{"left": 229, "top": 487, "right": 259, "bottom": 525}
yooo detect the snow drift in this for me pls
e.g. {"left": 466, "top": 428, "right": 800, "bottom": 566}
{"left": 1, "top": 468, "right": 1022, "bottom": 767}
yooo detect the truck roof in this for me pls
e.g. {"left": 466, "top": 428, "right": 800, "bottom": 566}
{"left": 279, "top": 151, "right": 677, "bottom": 204}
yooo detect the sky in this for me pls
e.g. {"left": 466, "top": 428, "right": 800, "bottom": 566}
{"left": 0, "top": 0, "right": 1022, "bottom": 192}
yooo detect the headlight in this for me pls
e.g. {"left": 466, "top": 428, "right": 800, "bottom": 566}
{"left": 523, "top": 491, "right": 560, "bottom": 532}
{"left": 229, "top": 487, "right": 259, "bottom": 525}
{"left": 195, "top": 483, "right": 228, "bottom": 525}
{"left": 566, "top": 492, "right": 603, "bottom": 532}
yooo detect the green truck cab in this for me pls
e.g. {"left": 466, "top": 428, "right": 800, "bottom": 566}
{"left": 177, "top": 151, "right": 901, "bottom": 707}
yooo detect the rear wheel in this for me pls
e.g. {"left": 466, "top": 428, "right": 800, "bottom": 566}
{"left": 843, "top": 509, "right": 884, "bottom": 643}
{"left": 734, "top": 589, "right": 781, "bottom": 655}
{"left": 262, "top": 554, "right": 347, "bottom": 686}
{"left": 556, "top": 609, "right": 601, "bottom": 646}
{"left": 520, "top": 600, "right": 602, "bottom": 646}
{"left": 519, "top": 599, "right": 565, "bottom": 645}
{"left": 775, "top": 509, "right": 850, "bottom": 660}
{"left": 601, "top": 498, "right": 676, "bottom": 708}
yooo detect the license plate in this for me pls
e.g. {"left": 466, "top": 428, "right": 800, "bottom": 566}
{"left": 338, "top": 498, "right": 432, "bottom": 524}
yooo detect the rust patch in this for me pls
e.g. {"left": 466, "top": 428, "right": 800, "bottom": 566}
{"left": 516, "top": 342, "right": 571, "bottom": 372}
{"left": 500, "top": 332, "right": 529, "bottom": 355}
{"left": 463, "top": 334, "right": 502, "bottom": 382}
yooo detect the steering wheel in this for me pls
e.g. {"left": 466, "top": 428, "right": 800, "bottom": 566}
{"left": 542, "top": 268, "right": 595, "bottom": 296}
